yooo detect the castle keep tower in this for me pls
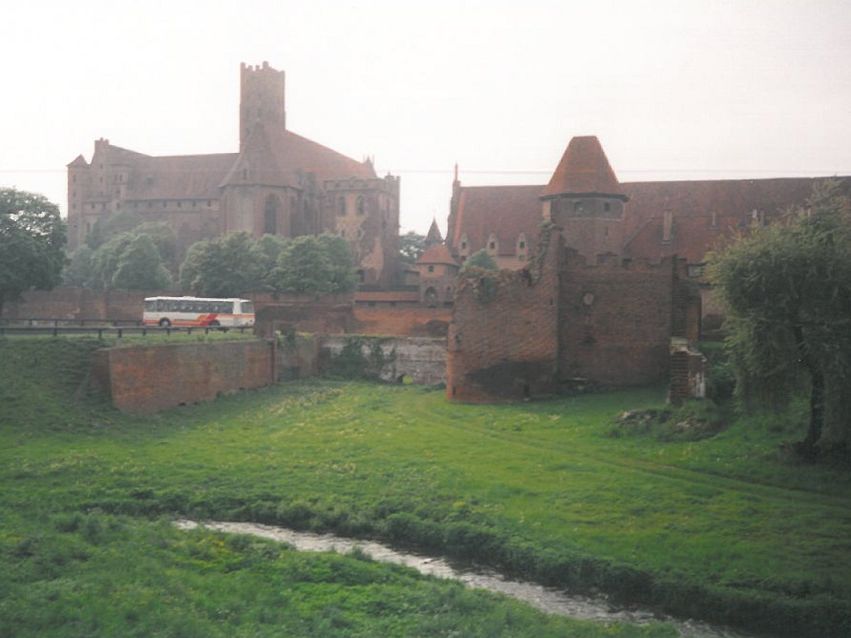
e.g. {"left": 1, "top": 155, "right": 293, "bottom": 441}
{"left": 240, "top": 61, "right": 286, "bottom": 148}
{"left": 541, "top": 136, "right": 628, "bottom": 260}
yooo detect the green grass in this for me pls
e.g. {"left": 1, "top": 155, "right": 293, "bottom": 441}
{"left": 2, "top": 337, "right": 851, "bottom": 636}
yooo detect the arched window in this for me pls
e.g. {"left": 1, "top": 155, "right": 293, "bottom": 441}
{"left": 264, "top": 195, "right": 279, "bottom": 235}
{"left": 356, "top": 196, "right": 365, "bottom": 215}
{"left": 338, "top": 196, "right": 346, "bottom": 216}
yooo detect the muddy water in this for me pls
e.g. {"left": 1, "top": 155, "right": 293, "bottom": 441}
{"left": 175, "top": 520, "right": 757, "bottom": 638}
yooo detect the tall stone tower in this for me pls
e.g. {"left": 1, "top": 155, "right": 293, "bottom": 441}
{"left": 540, "top": 136, "right": 628, "bottom": 260}
{"left": 240, "top": 61, "right": 286, "bottom": 148}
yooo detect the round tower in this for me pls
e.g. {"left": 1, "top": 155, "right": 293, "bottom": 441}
{"left": 540, "top": 136, "right": 628, "bottom": 260}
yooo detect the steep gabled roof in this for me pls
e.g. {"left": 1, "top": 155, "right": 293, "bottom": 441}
{"left": 417, "top": 242, "right": 458, "bottom": 267}
{"left": 129, "top": 153, "right": 239, "bottom": 200}
{"left": 221, "top": 123, "right": 376, "bottom": 188}
{"left": 542, "top": 136, "right": 626, "bottom": 199}
{"left": 67, "top": 154, "right": 88, "bottom": 168}
{"left": 448, "top": 185, "right": 542, "bottom": 256}
{"left": 621, "top": 176, "right": 843, "bottom": 262}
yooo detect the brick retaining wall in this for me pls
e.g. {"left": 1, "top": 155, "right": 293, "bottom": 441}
{"left": 93, "top": 340, "right": 274, "bottom": 413}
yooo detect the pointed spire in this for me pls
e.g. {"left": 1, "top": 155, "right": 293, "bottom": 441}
{"left": 542, "top": 136, "right": 626, "bottom": 200}
{"left": 425, "top": 218, "right": 443, "bottom": 245}
{"left": 453, "top": 162, "right": 459, "bottom": 183}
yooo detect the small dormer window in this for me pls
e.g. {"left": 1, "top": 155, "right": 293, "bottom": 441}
{"left": 461, "top": 240, "right": 467, "bottom": 249}
{"left": 519, "top": 241, "right": 525, "bottom": 249}
{"left": 428, "top": 265, "right": 434, "bottom": 273}
{"left": 356, "top": 196, "right": 365, "bottom": 215}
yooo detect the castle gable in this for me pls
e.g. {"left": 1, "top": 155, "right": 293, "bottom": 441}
{"left": 449, "top": 185, "right": 542, "bottom": 258}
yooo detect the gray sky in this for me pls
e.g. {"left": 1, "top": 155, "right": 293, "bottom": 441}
{"left": 1, "top": 0, "right": 849, "bottom": 234}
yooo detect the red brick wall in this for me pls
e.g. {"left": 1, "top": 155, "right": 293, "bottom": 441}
{"left": 558, "top": 251, "right": 676, "bottom": 387}
{"left": 447, "top": 229, "right": 560, "bottom": 402}
{"left": 93, "top": 340, "right": 273, "bottom": 413}
{"left": 353, "top": 306, "right": 451, "bottom": 337}
{"left": 1, "top": 287, "right": 162, "bottom": 321}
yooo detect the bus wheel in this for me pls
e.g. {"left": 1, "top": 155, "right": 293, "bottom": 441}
{"left": 159, "top": 318, "right": 171, "bottom": 328}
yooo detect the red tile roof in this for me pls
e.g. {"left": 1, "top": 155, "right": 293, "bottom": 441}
{"left": 130, "top": 153, "right": 238, "bottom": 200}
{"left": 542, "top": 136, "right": 625, "bottom": 199}
{"left": 621, "top": 176, "right": 840, "bottom": 262}
{"left": 221, "top": 124, "right": 376, "bottom": 188}
{"left": 417, "top": 243, "right": 458, "bottom": 266}
{"left": 447, "top": 175, "right": 848, "bottom": 265}
{"left": 449, "top": 185, "right": 542, "bottom": 257}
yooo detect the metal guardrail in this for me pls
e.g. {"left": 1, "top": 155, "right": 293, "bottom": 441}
{"left": 0, "top": 325, "right": 251, "bottom": 338}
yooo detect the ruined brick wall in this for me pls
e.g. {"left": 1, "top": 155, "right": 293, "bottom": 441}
{"left": 446, "top": 227, "right": 560, "bottom": 402}
{"left": 93, "top": 340, "right": 273, "bottom": 413}
{"left": 352, "top": 306, "right": 451, "bottom": 337}
{"left": 668, "top": 339, "right": 707, "bottom": 402}
{"left": 558, "top": 252, "right": 676, "bottom": 387}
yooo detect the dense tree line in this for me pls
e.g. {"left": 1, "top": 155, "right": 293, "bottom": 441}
{"left": 61, "top": 211, "right": 359, "bottom": 298}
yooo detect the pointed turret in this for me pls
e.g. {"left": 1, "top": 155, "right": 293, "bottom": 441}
{"left": 542, "top": 136, "right": 627, "bottom": 200}
{"left": 425, "top": 218, "right": 443, "bottom": 246}
{"left": 541, "top": 136, "right": 628, "bottom": 259}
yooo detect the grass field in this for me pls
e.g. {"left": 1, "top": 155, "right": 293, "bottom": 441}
{"left": 2, "top": 337, "right": 850, "bottom": 636}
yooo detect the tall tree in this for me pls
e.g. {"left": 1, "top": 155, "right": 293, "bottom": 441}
{"left": 62, "top": 245, "right": 94, "bottom": 287}
{"left": 179, "top": 232, "right": 262, "bottom": 297}
{"left": 110, "top": 234, "right": 173, "bottom": 290}
{"left": 399, "top": 231, "right": 426, "bottom": 265}
{"left": 709, "top": 180, "right": 851, "bottom": 456}
{"left": 0, "top": 188, "right": 66, "bottom": 314}
{"left": 316, "top": 234, "right": 357, "bottom": 293}
{"left": 270, "top": 234, "right": 356, "bottom": 294}
{"left": 461, "top": 249, "right": 498, "bottom": 271}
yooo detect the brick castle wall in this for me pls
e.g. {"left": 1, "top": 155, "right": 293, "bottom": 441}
{"left": 352, "top": 306, "right": 450, "bottom": 337}
{"left": 559, "top": 252, "right": 677, "bottom": 387}
{"left": 93, "top": 340, "right": 273, "bottom": 413}
{"left": 1, "top": 287, "right": 161, "bottom": 321}
{"left": 446, "top": 228, "right": 560, "bottom": 402}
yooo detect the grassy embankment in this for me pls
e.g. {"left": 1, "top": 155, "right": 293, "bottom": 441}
{"left": 2, "top": 337, "right": 850, "bottom": 636}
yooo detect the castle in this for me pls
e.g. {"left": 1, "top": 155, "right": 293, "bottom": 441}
{"left": 445, "top": 136, "right": 848, "bottom": 401}
{"left": 58, "top": 62, "right": 849, "bottom": 402}
{"left": 66, "top": 62, "right": 400, "bottom": 287}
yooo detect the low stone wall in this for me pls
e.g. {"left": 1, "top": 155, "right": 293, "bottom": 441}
{"left": 93, "top": 340, "right": 274, "bottom": 413}
{"left": 277, "top": 335, "right": 446, "bottom": 385}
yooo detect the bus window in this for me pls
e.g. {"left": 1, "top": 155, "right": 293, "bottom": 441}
{"left": 240, "top": 301, "right": 254, "bottom": 314}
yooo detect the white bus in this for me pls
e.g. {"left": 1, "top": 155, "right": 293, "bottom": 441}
{"left": 143, "top": 296, "right": 255, "bottom": 329}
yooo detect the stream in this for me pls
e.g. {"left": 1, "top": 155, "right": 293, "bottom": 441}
{"left": 175, "top": 520, "right": 759, "bottom": 638}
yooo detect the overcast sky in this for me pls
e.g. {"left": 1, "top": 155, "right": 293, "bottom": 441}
{"left": 1, "top": 0, "right": 849, "bottom": 234}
